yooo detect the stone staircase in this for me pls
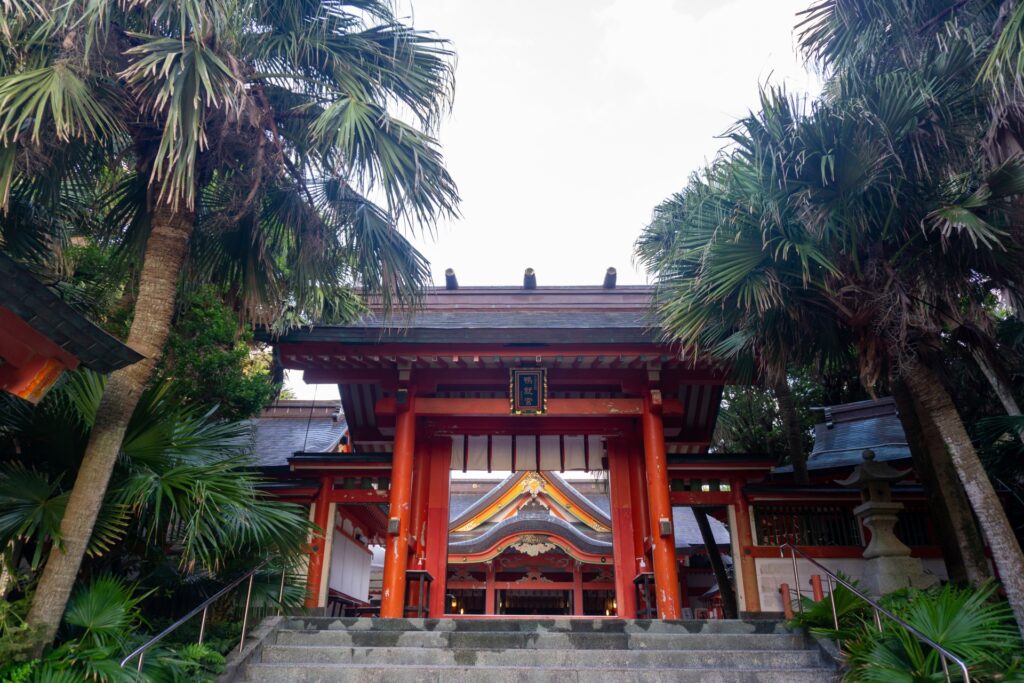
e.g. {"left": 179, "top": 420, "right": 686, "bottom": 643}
{"left": 235, "top": 617, "right": 839, "bottom": 682}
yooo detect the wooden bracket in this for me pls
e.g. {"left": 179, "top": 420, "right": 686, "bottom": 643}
{"left": 397, "top": 360, "right": 412, "bottom": 384}
{"left": 646, "top": 359, "right": 662, "bottom": 383}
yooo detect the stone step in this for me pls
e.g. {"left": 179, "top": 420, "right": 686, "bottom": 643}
{"left": 260, "top": 644, "right": 827, "bottom": 669}
{"left": 274, "top": 628, "right": 809, "bottom": 651}
{"left": 242, "top": 663, "right": 838, "bottom": 683}
{"left": 283, "top": 617, "right": 791, "bottom": 635}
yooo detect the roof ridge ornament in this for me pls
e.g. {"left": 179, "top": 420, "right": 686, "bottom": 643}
{"left": 523, "top": 268, "right": 537, "bottom": 289}
{"left": 603, "top": 267, "right": 617, "bottom": 289}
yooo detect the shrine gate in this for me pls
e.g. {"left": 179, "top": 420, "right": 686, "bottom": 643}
{"left": 269, "top": 274, "right": 776, "bottom": 618}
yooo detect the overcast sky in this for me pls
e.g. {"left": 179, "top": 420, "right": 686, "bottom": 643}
{"left": 287, "top": 0, "right": 820, "bottom": 399}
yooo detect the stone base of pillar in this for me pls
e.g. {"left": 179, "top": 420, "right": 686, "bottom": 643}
{"left": 862, "top": 555, "right": 938, "bottom": 598}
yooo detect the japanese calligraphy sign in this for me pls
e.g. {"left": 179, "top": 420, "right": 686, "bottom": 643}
{"left": 510, "top": 368, "right": 547, "bottom": 415}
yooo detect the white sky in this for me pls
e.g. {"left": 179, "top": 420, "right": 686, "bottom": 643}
{"left": 287, "top": 0, "right": 820, "bottom": 399}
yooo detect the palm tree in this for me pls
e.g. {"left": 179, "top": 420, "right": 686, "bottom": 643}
{"left": 795, "top": 0, "right": 1024, "bottom": 612}
{"left": 636, "top": 126, "right": 848, "bottom": 485}
{"left": 799, "top": 0, "right": 1024, "bottom": 416}
{"left": 0, "top": 0, "right": 458, "bottom": 645}
{"left": 0, "top": 369, "right": 310, "bottom": 584}
{"left": 639, "top": 70, "right": 1024, "bottom": 633}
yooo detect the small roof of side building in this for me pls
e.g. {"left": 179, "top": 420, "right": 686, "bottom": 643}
{"left": 248, "top": 400, "right": 347, "bottom": 468}
{"left": 0, "top": 253, "right": 142, "bottom": 372}
{"left": 774, "top": 396, "right": 911, "bottom": 474}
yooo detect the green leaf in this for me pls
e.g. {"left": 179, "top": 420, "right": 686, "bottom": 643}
{"left": 0, "top": 65, "right": 124, "bottom": 145}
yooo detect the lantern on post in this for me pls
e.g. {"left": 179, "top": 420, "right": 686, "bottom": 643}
{"left": 836, "top": 450, "right": 937, "bottom": 596}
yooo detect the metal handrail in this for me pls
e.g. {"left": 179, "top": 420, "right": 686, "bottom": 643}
{"left": 120, "top": 560, "right": 285, "bottom": 674}
{"left": 779, "top": 543, "right": 970, "bottom": 682}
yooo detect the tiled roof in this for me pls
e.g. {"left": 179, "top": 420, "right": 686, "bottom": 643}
{"left": 248, "top": 401, "right": 346, "bottom": 468}
{"left": 0, "top": 253, "right": 142, "bottom": 373}
{"left": 673, "top": 507, "right": 729, "bottom": 547}
{"left": 449, "top": 492, "right": 488, "bottom": 522}
{"left": 546, "top": 472, "right": 612, "bottom": 525}
{"left": 268, "top": 286, "right": 660, "bottom": 344}
{"left": 448, "top": 516, "right": 614, "bottom": 555}
{"left": 446, "top": 475, "right": 731, "bottom": 550}
{"left": 585, "top": 492, "right": 611, "bottom": 516}
{"left": 350, "top": 309, "right": 656, "bottom": 330}
{"left": 448, "top": 473, "right": 519, "bottom": 527}
{"left": 774, "top": 397, "right": 911, "bottom": 473}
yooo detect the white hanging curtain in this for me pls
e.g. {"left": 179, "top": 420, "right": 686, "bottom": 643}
{"left": 449, "top": 435, "right": 605, "bottom": 472}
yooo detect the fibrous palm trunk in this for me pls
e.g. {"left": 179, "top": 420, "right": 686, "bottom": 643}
{"left": 970, "top": 346, "right": 1024, "bottom": 445}
{"left": 773, "top": 379, "right": 808, "bottom": 484}
{"left": 892, "top": 380, "right": 990, "bottom": 585}
{"left": 25, "top": 203, "right": 194, "bottom": 649}
{"left": 903, "top": 361, "right": 1024, "bottom": 639}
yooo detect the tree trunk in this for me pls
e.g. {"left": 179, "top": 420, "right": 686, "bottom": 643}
{"left": 892, "top": 380, "right": 989, "bottom": 585}
{"left": 903, "top": 361, "right": 1024, "bottom": 639}
{"left": 773, "top": 379, "right": 808, "bottom": 484}
{"left": 25, "top": 203, "right": 194, "bottom": 649}
{"left": 970, "top": 346, "right": 1024, "bottom": 445}
{"left": 0, "top": 545, "right": 12, "bottom": 601}
{"left": 694, "top": 508, "right": 738, "bottom": 619}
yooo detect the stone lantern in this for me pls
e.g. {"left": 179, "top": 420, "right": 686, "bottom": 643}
{"left": 836, "top": 449, "right": 937, "bottom": 596}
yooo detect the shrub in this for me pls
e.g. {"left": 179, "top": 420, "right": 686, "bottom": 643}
{"left": 791, "top": 580, "right": 1024, "bottom": 681}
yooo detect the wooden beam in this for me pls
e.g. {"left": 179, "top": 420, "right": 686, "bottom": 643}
{"left": 281, "top": 343, "right": 681, "bottom": 362}
{"left": 447, "top": 580, "right": 616, "bottom": 591}
{"left": 306, "top": 367, "right": 712, "bottom": 390}
{"left": 668, "top": 491, "right": 734, "bottom": 506}
{"left": 421, "top": 416, "right": 638, "bottom": 436}
{"left": 376, "top": 397, "right": 684, "bottom": 418}
{"left": 329, "top": 489, "right": 390, "bottom": 504}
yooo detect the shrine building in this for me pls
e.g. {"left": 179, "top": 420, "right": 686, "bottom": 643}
{"left": 256, "top": 269, "right": 947, "bottom": 619}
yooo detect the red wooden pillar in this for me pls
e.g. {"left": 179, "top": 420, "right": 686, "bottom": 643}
{"left": 485, "top": 563, "right": 496, "bottom": 615}
{"left": 732, "top": 477, "right": 761, "bottom": 613}
{"left": 305, "top": 475, "right": 334, "bottom": 608}
{"left": 409, "top": 442, "right": 431, "bottom": 568}
{"left": 606, "top": 438, "right": 638, "bottom": 618}
{"left": 628, "top": 440, "right": 651, "bottom": 570}
{"left": 572, "top": 562, "right": 584, "bottom": 616}
{"left": 642, "top": 393, "right": 682, "bottom": 619}
{"left": 380, "top": 393, "right": 416, "bottom": 618}
{"left": 425, "top": 438, "right": 452, "bottom": 617}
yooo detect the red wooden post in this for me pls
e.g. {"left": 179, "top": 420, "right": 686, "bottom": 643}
{"left": 573, "top": 562, "right": 584, "bottom": 616}
{"left": 380, "top": 392, "right": 416, "bottom": 618}
{"left": 628, "top": 441, "right": 651, "bottom": 571}
{"left": 811, "top": 575, "right": 824, "bottom": 602}
{"left": 731, "top": 478, "right": 761, "bottom": 613}
{"left": 485, "top": 562, "right": 496, "bottom": 615}
{"left": 305, "top": 475, "right": 334, "bottom": 608}
{"left": 606, "top": 438, "right": 638, "bottom": 618}
{"left": 409, "top": 441, "right": 431, "bottom": 568}
{"left": 425, "top": 438, "right": 452, "bottom": 617}
{"left": 780, "top": 583, "right": 794, "bottom": 620}
{"left": 642, "top": 392, "right": 682, "bottom": 619}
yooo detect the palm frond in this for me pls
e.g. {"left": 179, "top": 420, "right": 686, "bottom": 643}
{"left": 0, "top": 65, "right": 125, "bottom": 145}
{"left": 121, "top": 36, "right": 243, "bottom": 208}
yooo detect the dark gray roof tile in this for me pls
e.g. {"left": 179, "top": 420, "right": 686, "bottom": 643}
{"left": 248, "top": 405, "right": 347, "bottom": 468}
{"left": 775, "top": 397, "right": 911, "bottom": 473}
